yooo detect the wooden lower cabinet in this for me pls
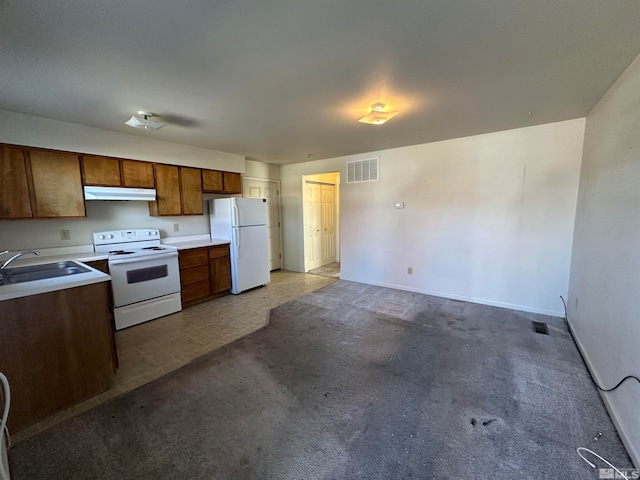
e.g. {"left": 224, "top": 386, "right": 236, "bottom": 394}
{"left": 0, "top": 281, "right": 116, "bottom": 432}
{"left": 84, "top": 260, "right": 118, "bottom": 370}
{"left": 179, "top": 244, "right": 231, "bottom": 307}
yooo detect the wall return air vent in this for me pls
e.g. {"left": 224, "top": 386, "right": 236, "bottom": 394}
{"left": 347, "top": 157, "right": 379, "bottom": 183}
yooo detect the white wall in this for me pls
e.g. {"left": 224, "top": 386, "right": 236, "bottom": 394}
{"left": 0, "top": 201, "right": 212, "bottom": 250}
{"left": 567, "top": 53, "right": 640, "bottom": 467}
{"left": 245, "top": 159, "right": 280, "bottom": 180}
{"left": 282, "top": 119, "right": 585, "bottom": 316}
{"left": 0, "top": 110, "right": 245, "bottom": 172}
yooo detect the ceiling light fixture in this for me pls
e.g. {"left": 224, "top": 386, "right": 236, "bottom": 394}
{"left": 358, "top": 103, "right": 398, "bottom": 125}
{"left": 125, "top": 111, "right": 166, "bottom": 130}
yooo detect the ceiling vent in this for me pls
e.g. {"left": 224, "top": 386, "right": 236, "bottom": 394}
{"left": 347, "top": 157, "right": 379, "bottom": 184}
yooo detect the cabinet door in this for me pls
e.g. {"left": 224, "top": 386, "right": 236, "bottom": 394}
{"left": 202, "top": 170, "right": 224, "bottom": 193}
{"left": 180, "top": 167, "right": 203, "bottom": 215}
{"left": 210, "top": 246, "right": 231, "bottom": 293}
{"left": 0, "top": 146, "right": 33, "bottom": 219}
{"left": 150, "top": 164, "right": 181, "bottom": 216}
{"left": 122, "top": 160, "right": 155, "bottom": 188}
{"left": 82, "top": 155, "right": 122, "bottom": 186}
{"left": 29, "top": 150, "right": 86, "bottom": 217}
{"left": 223, "top": 172, "right": 242, "bottom": 193}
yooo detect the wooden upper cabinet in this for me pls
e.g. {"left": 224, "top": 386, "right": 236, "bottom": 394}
{"left": 149, "top": 164, "right": 202, "bottom": 216}
{"left": 0, "top": 146, "right": 33, "bottom": 219}
{"left": 223, "top": 172, "right": 242, "bottom": 193}
{"left": 122, "top": 160, "right": 154, "bottom": 188}
{"left": 82, "top": 156, "right": 155, "bottom": 188}
{"left": 202, "top": 170, "right": 223, "bottom": 193}
{"left": 180, "top": 167, "right": 203, "bottom": 215}
{"left": 29, "top": 150, "right": 86, "bottom": 218}
{"left": 202, "top": 170, "right": 242, "bottom": 194}
{"left": 82, "top": 155, "right": 122, "bottom": 186}
{"left": 149, "top": 164, "right": 181, "bottom": 216}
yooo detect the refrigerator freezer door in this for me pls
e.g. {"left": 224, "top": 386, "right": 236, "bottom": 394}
{"left": 234, "top": 198, "right": 267, "bottom": 227}
{"left": 231, "top": 224, "right": 270, "bottom": 294}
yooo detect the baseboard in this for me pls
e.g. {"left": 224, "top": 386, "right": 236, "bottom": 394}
{"left": 568, "top": 320, "right": 639, "bottom": 468}
{"left": 341, "top": 277, "right": 565, "bottom": 317}
{"left": 599, "top": 392, "right": 640, "bottom": 468}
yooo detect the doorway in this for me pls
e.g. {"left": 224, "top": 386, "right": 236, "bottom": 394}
{"left": 302, "top": 172, "right": 340, "bottom": 277}
{"left": 243, "top": 177, "right": 282, "bottom": 271}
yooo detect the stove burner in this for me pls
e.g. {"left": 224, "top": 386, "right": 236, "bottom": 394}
{"left": 142, "top": 247, "right": 165, "bottom": 251}
{"left": 109, "top": 250, "right": 134, "bottom": 255}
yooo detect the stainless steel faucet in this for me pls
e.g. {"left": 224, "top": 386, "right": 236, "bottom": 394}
{"left": 0, "top": 251, "right": 40, "bottom": 271}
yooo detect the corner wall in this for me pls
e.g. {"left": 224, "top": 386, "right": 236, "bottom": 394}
{"left": 281, "top": 119, "right": 584, "bottom": 316}
{"left": 567, "top": 53, "right": 640, "bottom": 466}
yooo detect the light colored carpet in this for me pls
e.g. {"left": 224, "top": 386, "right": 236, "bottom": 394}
{"left": 8, "top": 280, "right": 632, "bottom": 479}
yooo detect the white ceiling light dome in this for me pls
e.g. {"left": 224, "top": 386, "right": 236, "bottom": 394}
{"left": 125, "top": 111, "right": 166, "bottom": 130}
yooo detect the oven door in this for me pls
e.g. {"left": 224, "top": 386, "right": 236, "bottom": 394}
{"left": 108, "top": 252, "right": 180, "bottom": 308}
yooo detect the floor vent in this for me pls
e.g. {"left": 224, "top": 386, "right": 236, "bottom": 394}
{"left": 532, "top": 321, "right": 549, "bottom": 335}
{"left": 347, "top": 157, "right": 379, "bottom": 183}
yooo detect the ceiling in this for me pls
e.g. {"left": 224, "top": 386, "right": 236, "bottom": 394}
{"left": 2, "top": 1, "right": 640, "bottom": 165}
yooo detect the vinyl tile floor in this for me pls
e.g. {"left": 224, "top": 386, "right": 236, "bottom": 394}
{"left": 10, "top": 270, "right": 337, "bottom": 444}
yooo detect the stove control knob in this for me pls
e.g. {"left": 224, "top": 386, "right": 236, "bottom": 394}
{"left": 98, "top": 234, "right": 105, "bottom": 240}
{"left": 106, "top": 234, "right": 114, "bottom": 239}
{"left": 145, "top": 231, "right": 151, "bottom": 236}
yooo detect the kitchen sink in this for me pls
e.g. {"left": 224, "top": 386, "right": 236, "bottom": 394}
{"left": 0, "top": 261, "right": 91, "bottom": 285}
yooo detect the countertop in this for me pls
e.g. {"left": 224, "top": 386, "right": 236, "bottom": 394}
{"left": 166, "top": 239, "right": 230, "bottom": 250}
{"left": 0, "top": 261, "right": 110, "bottom": 302}
{"left": 0, "top": 234, "right": 229, "bottom": 301}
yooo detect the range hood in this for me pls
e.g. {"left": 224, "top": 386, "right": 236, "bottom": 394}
{"left": 84, "top": 186, "right": 157, "bottom": 201}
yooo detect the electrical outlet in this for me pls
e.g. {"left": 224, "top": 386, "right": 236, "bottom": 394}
{"left": 575, "top": 297, "right": 579, "bottom": 309}
{"left": 60, "top": 229, "right": 70, "bottom": 241}
{"left": 173, "top": 223, "right": 180, "bottom": 232}
{"left": 407, "top": 267, "right": 413, "bottom": 275}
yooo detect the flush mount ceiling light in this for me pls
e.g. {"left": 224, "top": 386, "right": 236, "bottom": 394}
{"left": 358, "top": 103, "right": 399, "bottom": 125}
{"left": 125, "top": 111, "right": 166, "bottom": 130}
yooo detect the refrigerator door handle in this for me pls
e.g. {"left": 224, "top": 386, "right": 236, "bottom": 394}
{"left": 233, "top": 228, "right": 240, "bottom": 258}
{"left": 233, "top": 202, "right": 240, "bottom": 227}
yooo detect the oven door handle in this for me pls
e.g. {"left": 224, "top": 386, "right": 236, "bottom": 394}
{"left": 108, "top": 251, "right": 178, "bottom": 265}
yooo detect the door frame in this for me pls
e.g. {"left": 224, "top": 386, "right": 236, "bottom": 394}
{"left": 242, "top": 176, "right": 283, "bottom": 270}
{"left": 302, "top": 172, "right": 340, "bottom": 272}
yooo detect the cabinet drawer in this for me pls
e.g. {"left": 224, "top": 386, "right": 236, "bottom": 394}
{"left": 179, "top": 248, "right": 209, "bottom": 269}
{"left": 182, "top": 281, "right": 211, "bottom": 303}
{"left": 181, "top": 265, "right": 209, "bottom": 286}
{"left": 208, "top": 245, "right": 229, "bottom": 259}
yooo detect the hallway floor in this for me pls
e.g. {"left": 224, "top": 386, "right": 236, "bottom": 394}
{"left": 11, "top": 270, "right": 337, "bottom": 444}
{"left": 308, "top": 262, "right": 340, "bottom": 279}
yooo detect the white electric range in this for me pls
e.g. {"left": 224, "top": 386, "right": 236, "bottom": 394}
{"left": 93, "top": 229, "right": 181, "bottom": 330}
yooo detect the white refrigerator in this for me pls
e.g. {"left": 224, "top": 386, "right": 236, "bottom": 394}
{"left": 209, "top": 198, "right": 270, "bottom": 294}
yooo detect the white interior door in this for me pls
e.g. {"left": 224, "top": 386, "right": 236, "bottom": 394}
{"left": 321, "top": 185, "right": 336, "bottom": 264}
{"left": 243, "top": 178, "right": 282, "bottom": 270}
{"left": 306, "top": 183, "right": 323, "bottom": 270}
